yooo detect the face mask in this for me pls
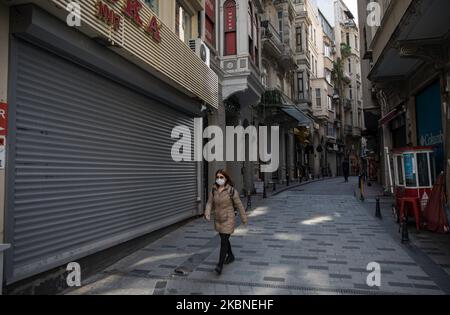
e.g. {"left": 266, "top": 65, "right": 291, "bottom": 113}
{"left": 216, "top": 178, "right": 226, "bottom": 186}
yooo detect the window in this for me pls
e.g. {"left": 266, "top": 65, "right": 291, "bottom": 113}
{"left": 144, "top": 0, "right": 159, "bottom": 15}
{"left": 316, "top": 88, "right": 321, "bottom": 108}
{"left": 327, "top": 96, "right": 333, "bottom": 111}
{"left": 224, "top": 0, "right": 237, "bottom": 56}
{"left": 175, "top": 0, "right": 192, "bottom": 44}
{"left": 205, "top": 0, "right": 216, "bottom": 48}
{"left": 313, "top": 29, "right": 316, "bottom": 46}
{"left": 254, "top": 13, "right": 260, "bottom": 67}
{"left": 296, "top": 26, "right": 303, "bottom": 52}
{"left": 349, "top": 85, "right": 353, "bottom": 100}
{"left": 404, "top": 154, "right": 417, "bottom": 187}
{"left": 417, "top": 153, "right": 431, "bottom": 187}
{"left": 278, "top": 11, "right": 283, "bottom": 42}
{"left": 355, "top": 35, "right": 358, "bottom": 50}
{"left": 262, "top": 66, "right": 268, "bottom": 88}
{"left": 325, "top": 69, "right": 332, "bottom": 85}
{"left": 297, "top": 72, "right": 304, "bottom": 100}
{"left": 248, "top": 3, "right": 255, "bottom": 62}
{"left": 346, "top": 32, "right": 350, "bottom": 46}
{"left": 397, "top": 156, "right": 404, "bottom": 186}
{"left": 348, "top": 59, "right": 352, "bottom": 73}
{"left": 324, "top": 44, "right": 331, "bottom": 58}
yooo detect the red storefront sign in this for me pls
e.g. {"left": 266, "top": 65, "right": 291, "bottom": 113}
{"left": 0, "top": 103, "right": 7, "bottom": 136}
{"left": 94, "top": 0, "right": 161, "bottom": 43}
{"left": 96, "top": 0, "right": 122, "bottom": 31}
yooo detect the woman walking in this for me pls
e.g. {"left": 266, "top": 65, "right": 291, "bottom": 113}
{"left": 204, "top": 170, "right": 248, "bottom": 275}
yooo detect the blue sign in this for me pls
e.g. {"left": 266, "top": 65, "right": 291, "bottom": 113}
{"left": 416, "top": 81, "right": 444, "bottom": 174}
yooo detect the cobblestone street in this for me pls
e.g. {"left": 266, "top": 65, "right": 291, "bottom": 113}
{"left": 67, "top": 178, "right": 450, "bottom": 295}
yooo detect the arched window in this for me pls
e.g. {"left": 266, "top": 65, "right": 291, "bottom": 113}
{"left": 224, "top": 0, "right": 237, "bottom": 56}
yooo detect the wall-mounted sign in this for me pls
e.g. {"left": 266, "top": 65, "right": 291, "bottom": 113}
{"left": 95, "top": 0, "right": 122, "bottom": 31}
{"left": 0, "top": 103, "right": 7, "bottom": 136}
{"left": 416, "top": 80, "right": 444, "bottom": 174}
{"left": 95, "top": 0, "right": 162, "bottom": 43}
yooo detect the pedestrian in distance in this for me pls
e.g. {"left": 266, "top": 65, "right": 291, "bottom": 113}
{"left": 204, "top": 170, "right": 248, "bottom": 275}
{"left": 342, "top": 158, "right": 350, "bottom": 183}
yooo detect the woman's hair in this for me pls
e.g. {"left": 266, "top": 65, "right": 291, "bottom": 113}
{"left": 215, "top": 169, "right": 234, "bottom": 187}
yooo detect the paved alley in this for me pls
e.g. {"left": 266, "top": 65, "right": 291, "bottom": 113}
{"left": 67, "top": 178, "right": 450, "bottom": 295}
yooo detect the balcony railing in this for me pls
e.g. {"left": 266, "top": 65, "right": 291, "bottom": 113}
{"left": 261, "top": 20, "right": 283, "bottom": 54}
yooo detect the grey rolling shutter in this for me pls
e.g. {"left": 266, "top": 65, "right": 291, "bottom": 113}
{"left": 8, "top": 40, "right": 198, "bottom": 282}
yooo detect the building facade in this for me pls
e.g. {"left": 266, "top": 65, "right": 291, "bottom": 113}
{"left": 358, "top": 0, "right": 450, "bottom": 196}
{"left": 334, "top": 0, "right": 364, "bottom": 176}
{"left": 0, "top": 0, "right": 218, "bottom": 291}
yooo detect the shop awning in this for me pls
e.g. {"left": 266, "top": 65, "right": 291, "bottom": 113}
{"left": 368, "top": 0, "right": 450, "bottom": 82}
{"left": 281, "top": 106, "right": 313, "bottom": 127}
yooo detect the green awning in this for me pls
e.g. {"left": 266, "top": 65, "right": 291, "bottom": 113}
{"left": 281, "top": 106, "right": 313, "bottom": 127}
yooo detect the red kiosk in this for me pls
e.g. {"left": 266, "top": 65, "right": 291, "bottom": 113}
{"left": 391, "top": 147, "right": 436, "bottom": 232}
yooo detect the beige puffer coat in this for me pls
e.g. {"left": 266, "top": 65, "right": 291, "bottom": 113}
{"left": 205, "top": 184, "right": 248, "bottom": 235}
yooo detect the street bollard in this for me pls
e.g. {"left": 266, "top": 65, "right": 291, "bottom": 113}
{"left": 263, "top": 183, "right": 267, "bottom": 199}
{"left": 375, "top": 198, "right": 382, "bottom": 219}
{"left": 287, "top": 175, "right": 290, "bottom": 187}
{"left": 273, "top": 182, "right": 276, "bottom": 192}
{"left": 401, "top": 216, "right": 410, "bottom": 244}
{"left": 246, "top": 193, "right": 252, "bottom": 212}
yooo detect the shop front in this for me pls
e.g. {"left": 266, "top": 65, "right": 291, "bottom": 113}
{"left": 416, "top": 80, "right": 444, "bottom": 175}
{"left": 3, "top": 2, "right": 218, "bottom": 285}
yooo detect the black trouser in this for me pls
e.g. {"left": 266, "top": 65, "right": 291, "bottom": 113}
{"left": 218, "top": 233, "right": 233, "bottom": 267}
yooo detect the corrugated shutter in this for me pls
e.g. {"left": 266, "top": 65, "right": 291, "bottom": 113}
{"left": 7, "top": 40, "right": 198, "bottom": 282}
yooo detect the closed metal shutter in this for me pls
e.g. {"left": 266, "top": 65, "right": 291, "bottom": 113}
{"left": 7, "top": 40, "right": 199, "bottom": 282}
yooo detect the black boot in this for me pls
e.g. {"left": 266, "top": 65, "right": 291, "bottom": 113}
{"left": 215, "top": 264, "right": 223, "bottom": 275}
{"left": 224, "top": 254, "right": 235, "bottom": 265}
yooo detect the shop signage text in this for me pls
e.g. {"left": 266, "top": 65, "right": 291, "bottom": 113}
{"left": 95, "top": 0, "right": 161, "bottom": 43}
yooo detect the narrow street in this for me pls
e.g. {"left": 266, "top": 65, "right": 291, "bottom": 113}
{"left": 68, "top": 178, "right": 450, "bottom": 295}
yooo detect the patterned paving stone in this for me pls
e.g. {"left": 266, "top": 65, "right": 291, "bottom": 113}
{"left": 67, "top": 178, "right": 450, "bottom": 295}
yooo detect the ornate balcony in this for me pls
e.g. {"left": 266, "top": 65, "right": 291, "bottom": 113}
{"left": 261, "top": 20, "right": 284, "bottom": 59}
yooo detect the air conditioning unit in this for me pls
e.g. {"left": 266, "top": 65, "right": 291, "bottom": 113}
{"left": 189, "top": 38, "right": 210, "bottom": 68}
